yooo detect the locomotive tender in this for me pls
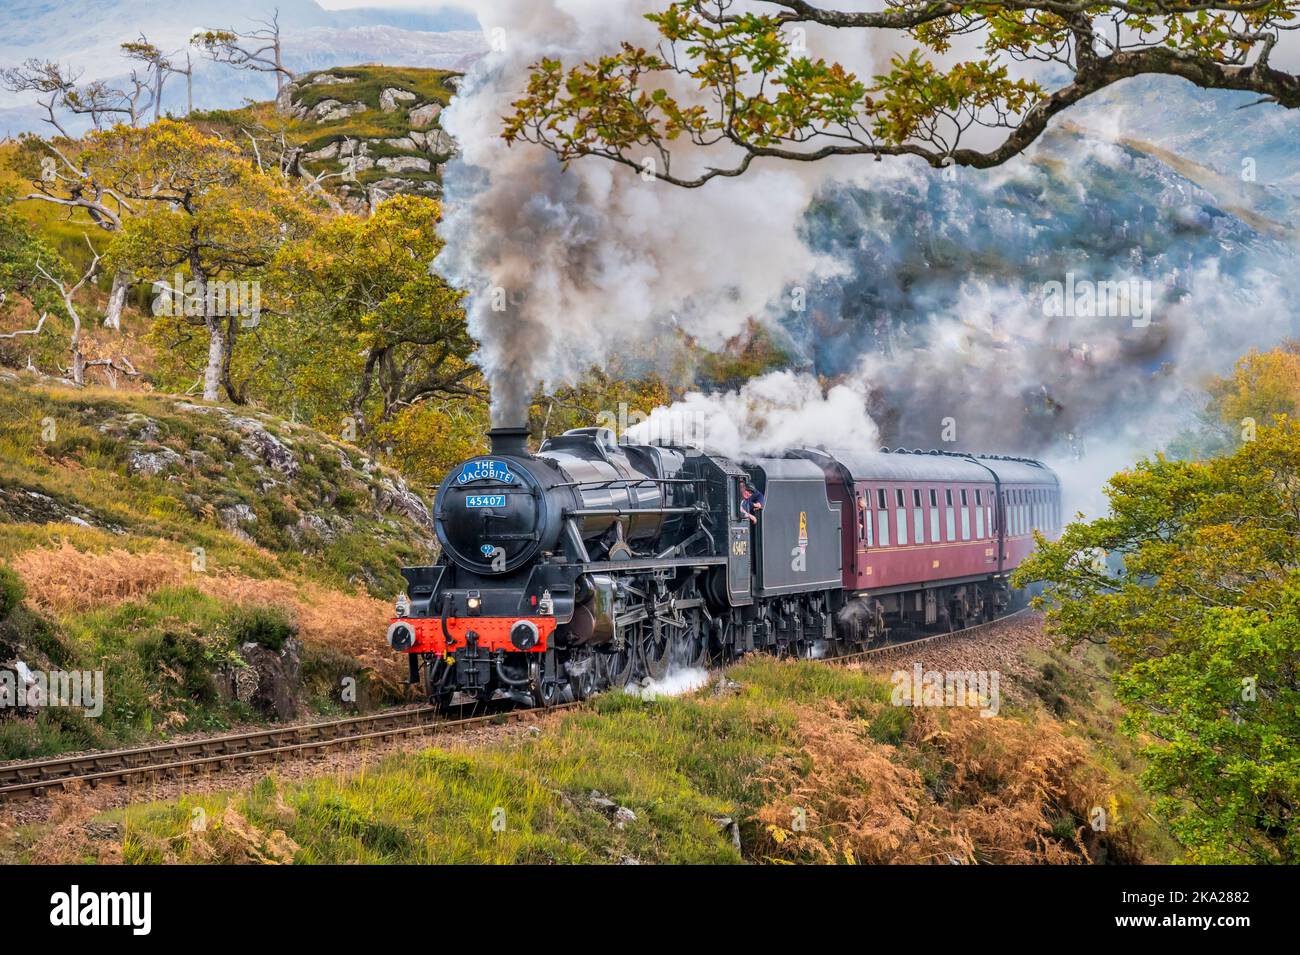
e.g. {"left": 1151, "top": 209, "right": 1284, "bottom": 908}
{"left": 387, "top": 426, "right": 1061, "bottom": 708}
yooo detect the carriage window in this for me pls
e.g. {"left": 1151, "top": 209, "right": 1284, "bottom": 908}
{"left": 896, "top": 501, "right": 909, "bottom": 546}
{"left": 945, "top": 498, "right": 956, "bottom": 541}
{"left": 960, "top": 500, "right": 971, "bottom": 540}
{"left": 877, "top": 488, "right": 887, "bottom": 510}
{"left": 945, "top": 488, "right": 953, "bottom": 507}
{"left": 975, "top": 489, "right": 983, "bottom": 505}
{"left": 913, "top": 501, "right": 925, "bottom": 543}
{"left": 857, "top": 495, "right": 866, "bottom": 542}
{"left": 960, "top": 488, "right": 969, "bottom": 506}
{"left": 896, "top": 488, "right": 906, "bottom": 508}
{"left": 913, "top": 489, "right": 922, "bottom": 507}
{"left": 929, "top": 488, "right": 938, "bottom": 507}
{"left": 930, "top": 498, "right": 940, "bottom": 542}
{"left": 976, "top": 501, "right": 985, "bottom": 538}
{"left": 866, "top": 508, "right": 874, "bottom": 547}
{"left": 876, "top": 504, "right": 889, "bottom": 546}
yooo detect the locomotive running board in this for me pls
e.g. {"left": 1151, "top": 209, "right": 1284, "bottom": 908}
{"left": 582, "top": 556, "right": 727, "bottom": 572}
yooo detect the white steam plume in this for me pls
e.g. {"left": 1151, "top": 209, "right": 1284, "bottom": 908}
{"left": 624, "top": 370, "right": 879, "bottom": 460}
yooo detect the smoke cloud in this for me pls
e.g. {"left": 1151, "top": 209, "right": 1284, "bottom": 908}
{"left": 438, "top": 0, "right": 860, "bottom": 426}
{"left": 438, "top": 3, "right": 1300, "bottom": 516}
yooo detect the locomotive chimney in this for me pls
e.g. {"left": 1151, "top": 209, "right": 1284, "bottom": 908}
{"left": 487, "top": 426, "right": 531, "bottom": 457}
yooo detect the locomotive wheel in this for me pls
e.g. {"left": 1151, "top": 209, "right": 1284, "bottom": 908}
{"left": 601, "top": 642, "right": 634, "bottom": 689}
{"left": 424, "top": 658, "right": 455, "bottom": 713}
{"left": 639, "top": 618, "right": 671, "bottom": 681}
{"left": 528, "top": 656, "right": 560, "bottom": 708}
{"left": 673, "top": 612, "right": 707, "bottom": 669}
{"left": 566, "top": 649, "right": 599, "bottom": 700}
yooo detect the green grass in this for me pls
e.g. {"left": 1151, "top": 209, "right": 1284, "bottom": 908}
{"left": 106, "top": 664, "right": 804, "bottom": 865}
{"left": 0, "top": 379, "right": 430, "bottom": 593}
{"left": 8, "top": 655, "right": 1163, "bottom": 865}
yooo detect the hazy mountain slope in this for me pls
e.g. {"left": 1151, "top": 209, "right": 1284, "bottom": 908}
{"left": 0, "top": 0, "right": 483, "bottom": 134}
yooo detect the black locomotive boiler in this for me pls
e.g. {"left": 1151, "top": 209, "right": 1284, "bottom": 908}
{"left": 386, "top": 426, "right": 1061, "bottom": 708}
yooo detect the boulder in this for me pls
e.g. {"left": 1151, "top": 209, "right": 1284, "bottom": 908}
{"left": 232, "top": 417, "right": 300, "bottom": 478}
{"left": 310, "top": 100, "right": 367, "bottom": 122}
{"left": 376, "top": 475, "right": 431, "bottom": 525}
{"left": 379, "top": 88, "right": 417, "bottom": 113}
{"left": 303, "top": 141, "right": 340, "bottom": 162}
{"left": 377, "top": 156, "right": 431, "bottom": 173}
{"left": 217, "top": 503, "right": 256, "bottom": 532}
{"left": 408, "top": 102, "right": 442, "bottom": 129}
{"left": 423, "top": 128, "right": 456, "bottom": 157}
{"left": 223, "top": 638, "right": 302, "bottom": 720}
{"left": 127, "top": 447, "right": 184, "bottom": 476}
{"left": 310, "top": 73, "right": 357, "bottom": 86}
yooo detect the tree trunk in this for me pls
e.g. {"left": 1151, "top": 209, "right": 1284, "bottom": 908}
{"left": 103, "top": 270, "right": 128, "bottom": 330}
{"left": 220, "top": 313, "right": 246, "bottom": 404}
{"left": 203, "top": 313, "right": 224, "bottom": 402}
{"left": 69, "top": 312, "right": 85, "bottom": 386}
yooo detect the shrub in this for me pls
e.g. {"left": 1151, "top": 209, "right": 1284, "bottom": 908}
{"left": 0, "top": 564, "right": 24, "bottom": 620}
{"left": 226, "top": 605, "right": 296, "bottom": 652}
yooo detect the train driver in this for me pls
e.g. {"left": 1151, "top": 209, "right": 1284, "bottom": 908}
{"left": 740, "top": 480, "right": 765, "bottom": 524}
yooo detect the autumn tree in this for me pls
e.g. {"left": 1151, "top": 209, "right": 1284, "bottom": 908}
{"left": 504, "top": 0, "right": 1300, "bottom": 186}
{"left": 266, "top": 194, "right": 475, "bottom": 439}
{"left": 1164, "top": 343, "right": 1300, "bottom": 458}
{"left": 1207, "top": 342, "right": 1300, "bottom": 433}
{"left": 1015, "top": 421, "right": 1300, "bottom": 863}
{"left": 88, "top": 120, "right": 317, "bottom": 402}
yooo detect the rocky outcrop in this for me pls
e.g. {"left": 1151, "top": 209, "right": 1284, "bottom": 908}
{"left": 309, "top": 99, "right": 368, "bottom": 122}
{"left": 285, "top": 67, "right": 457, "bottom": 208}
{"left": 379, "top": 87, "right": 417, "bottom": 112}
{"left": 220, "top": 638, "right": 303, "bottom": 720}
{"left": 409, "top": 102, "right": 442, "bottom": 129}
{"left": 377, "top": 156, "right": 431, "bottom": 173}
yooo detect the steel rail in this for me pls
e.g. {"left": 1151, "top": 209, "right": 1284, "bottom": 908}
{"left": 0, "top": 702, "right": 578, "bottom": 802}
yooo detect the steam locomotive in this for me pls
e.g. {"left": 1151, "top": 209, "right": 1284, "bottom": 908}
{"left": 386, "top": 426, "right": 1061, "bottom": 708}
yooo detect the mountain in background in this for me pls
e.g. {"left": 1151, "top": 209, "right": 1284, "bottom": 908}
{"left": 0, "top": 0, "right": 483, "bottom": 135}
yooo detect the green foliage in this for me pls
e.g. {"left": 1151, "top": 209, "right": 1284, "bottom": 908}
{"left": 1120, "top": 590, "right": 1300, "bottom": 863}
{"left": 260, "top": 193, "right": 475, "bottom": 445}
{"left": 503, "top": 1, "right": 1300, "bottom": 185}
{"left": 1016, "top": 421, "right": 1300, "bottom": 862}
{"left": 0, "top": 563, "right": 23, "bottom": 620}
{"left": 224, "top": 604, "right": 295, "bottom": 653}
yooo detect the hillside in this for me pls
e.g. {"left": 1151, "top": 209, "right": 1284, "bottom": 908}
{"left": 0, "top": 375, "right": 435, "bottom": 759}
{"left": 0, "top": 1, "right": 483, "bottom": 135}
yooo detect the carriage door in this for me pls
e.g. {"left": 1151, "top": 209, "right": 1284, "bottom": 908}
{"left": 726, "top": 476, "right": 753, "bottom": 604}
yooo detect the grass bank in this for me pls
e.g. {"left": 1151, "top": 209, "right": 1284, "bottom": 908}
{"left": 6, "top": 656, "right": 1169, "bottom": 865}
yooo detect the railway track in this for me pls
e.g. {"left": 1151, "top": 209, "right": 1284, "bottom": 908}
{"left": 836, "top": 605, "right": 1035, "bottom": 665}
{"left": 0, "top": 701, "right": 576, "bottom": 803}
